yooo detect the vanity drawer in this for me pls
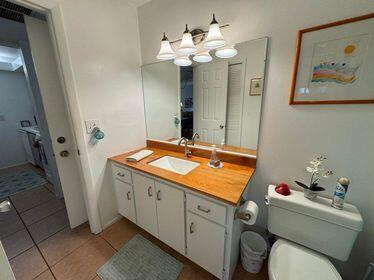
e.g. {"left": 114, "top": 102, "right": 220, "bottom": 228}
{"left": 112, "top": 164, "right": 132, "bottom": 185}
{"left": 186, "top": 193, "right": 226, "bottom": 225}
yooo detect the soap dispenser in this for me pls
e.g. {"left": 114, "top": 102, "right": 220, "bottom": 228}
{"left": 208, "top": 145, "right": 223, "bottom": 168}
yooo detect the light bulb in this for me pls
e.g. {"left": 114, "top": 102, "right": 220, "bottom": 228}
{"left": 177, "top": 24, "right": 197, "bottom": 55}
{"left": 215, "top": 46, "right": 237, "bottom": 58}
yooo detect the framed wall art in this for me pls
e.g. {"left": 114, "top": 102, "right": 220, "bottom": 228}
{"left": 250, "top": 78, "right": 263, "bottom": 96}
{"left": 289, "top": 13, "right": 374, "bottom": 105}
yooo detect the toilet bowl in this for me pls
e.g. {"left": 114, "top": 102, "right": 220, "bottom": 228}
{"left": 268, "top": 239, "right": 342, "bottom": 280}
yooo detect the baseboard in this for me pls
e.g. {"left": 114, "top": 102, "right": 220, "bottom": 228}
{"left": 102, "top": 214, "right": 122, "bottom": 230}
{"left": 0, "top": 161, "right": 29, "bottom": 171}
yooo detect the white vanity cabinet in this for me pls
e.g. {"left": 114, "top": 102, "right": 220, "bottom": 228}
{"left": 133, "top": 173, "right": 159, "bottom": 237}
{"left": 112, "top": 164, "right": 136, "bottom": 223}
{"left": 111, "top": 163, "right": 241, "bottom": 280}
{"left": 187, "top": 212, "right": 226, "bottom": 279}
{"left": 155, "top": 181, "right": 185, "bottom": 255}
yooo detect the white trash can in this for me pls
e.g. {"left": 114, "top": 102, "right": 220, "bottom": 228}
{"left": 240, "top": 231, "right": 267, "bottom": 274}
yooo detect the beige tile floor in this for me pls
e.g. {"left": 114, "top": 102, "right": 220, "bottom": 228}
{"left": 1, "top": 165, "right": 268, "bottom": 280}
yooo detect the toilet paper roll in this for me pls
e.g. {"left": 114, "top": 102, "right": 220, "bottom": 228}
{"left": 239, "top": 200, "right": 259, "bottom": 225}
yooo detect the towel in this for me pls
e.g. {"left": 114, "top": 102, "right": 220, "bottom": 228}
{"left": 126, "top": 150, "right": 154, "bottom": 162}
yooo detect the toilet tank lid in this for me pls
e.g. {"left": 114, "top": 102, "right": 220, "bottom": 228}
{"left": 268, "top": 185, "right": 363, "bottom": 231}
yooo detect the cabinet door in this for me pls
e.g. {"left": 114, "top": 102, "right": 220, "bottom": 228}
{"left": 133, "top": 173, "right": 158, "bottom": 237}
{"left": 187, "top": 212, "right": 225, "bottom": 279}
{"left": 155, "top": 182, "right": 185, "bottom": 255}
{"left": 113, "top": 179, "right": 136, "bottom": 223}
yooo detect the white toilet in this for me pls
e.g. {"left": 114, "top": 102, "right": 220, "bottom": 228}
{"left": 266, "top": 185, "right": 363, "bottom": 280}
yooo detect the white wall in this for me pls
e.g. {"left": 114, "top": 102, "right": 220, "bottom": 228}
{"left": 49, "top": 0, "right": 146, "bottom": 230}
{"left": 138, "top": 1, "right": 374, "bottom": 279}
{"left": 142, "top": 61, "right": 180, "bottom": 140}
{"left": 0, "top": 71, "right": 35, "bottom": 169}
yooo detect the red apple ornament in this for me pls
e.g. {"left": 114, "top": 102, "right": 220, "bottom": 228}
{"left": 275, "top": 182, "right": 291, "bottom": 196}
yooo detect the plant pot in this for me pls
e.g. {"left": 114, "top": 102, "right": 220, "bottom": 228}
{"left": 303, "top": 189, "right": 317, "bottom": 201}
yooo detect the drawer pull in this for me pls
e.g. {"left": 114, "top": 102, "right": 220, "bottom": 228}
{"left": 147, "top": 186, "right": 153, "bottom": 197}
{"left": 117, "top": 172, "right": 125, "bottom": 177}
{"left": 157, "top": 190, "right": 162, "bottom": 201}
{"left": 197, "top": 205, "right": 211, "bottom": 213}
{"left": 126, "top": 191, "right": 131, "bottom": 200}
{"left": 189, "top": 222, "right": 195, "bottom": 234}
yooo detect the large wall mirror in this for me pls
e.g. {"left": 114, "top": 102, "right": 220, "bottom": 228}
{"left": 142, "top": 37, "right": 268, "bottom": 157}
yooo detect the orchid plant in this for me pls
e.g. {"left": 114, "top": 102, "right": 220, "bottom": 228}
{"left": 295, "top": 156, "right": 333, "bottom": 192}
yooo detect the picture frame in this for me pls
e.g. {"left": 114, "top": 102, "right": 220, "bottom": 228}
{"left": 289, "top": 13, "right": 374, "bottom": 105}
{"left": 250, "top": 78, "right": 263, "bottom": 96}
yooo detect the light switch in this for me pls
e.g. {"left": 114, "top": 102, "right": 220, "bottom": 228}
{"left": 85, "top": 119, "right": 100, "bottom": 134}
{"left": 0, "top": 115, "right": 5, "bottom": 122}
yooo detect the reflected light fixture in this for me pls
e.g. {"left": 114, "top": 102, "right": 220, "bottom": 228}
{"left": 177, "top": 24, "right": 197, "bottom": 55}
{"left": 193, "top": 50, "right": 212, "bottom": 63}
{"left": 215, "top": 45, "right": 238, "bottom": 58}
{"left": 203, "top": 14, "right": 226, "bottom": 50}
{"left": 156, "top": 32, "right": 176, "bottom": 60}
{"left": 174, "top": 55, "right": 192, "bottom": 67}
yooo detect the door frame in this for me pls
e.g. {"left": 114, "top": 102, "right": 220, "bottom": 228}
{"left": 14, "top": 0, "right": 102, "bottom": 233}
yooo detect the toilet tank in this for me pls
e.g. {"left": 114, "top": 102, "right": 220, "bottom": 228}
{"left": 267, "top": 185, "right": 363, "bottom": 261}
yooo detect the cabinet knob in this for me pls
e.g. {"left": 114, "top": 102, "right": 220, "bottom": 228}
{"left": 126, "top": 191, "right": 131, "bottom": 200}
{"left": 157, "top": 190, "right": 162, "bottom": 201}
{"left": 147, "top": 186, "right": 153, "bottom": 197}
{"left": 189, "top": 222, "right": 195, "bottom": 234}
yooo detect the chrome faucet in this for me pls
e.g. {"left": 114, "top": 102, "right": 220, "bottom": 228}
{"left": 0, "top": 200, "right": 11, "bottom": 213}
{"left": 192, "top": 132, "right": 200, "bottom": 145}
{"left": 178, "top": 137, "right": 191, "bottom": 158}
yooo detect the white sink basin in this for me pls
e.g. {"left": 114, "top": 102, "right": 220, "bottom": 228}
{"left": 148, "top": 156, "right": 199, "bottom": 175}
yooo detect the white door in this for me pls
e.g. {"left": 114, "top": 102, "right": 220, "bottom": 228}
{"left": 155, "top": 182, "right": 185, "bottom": 255}
{"left": 186, "top": 212, "right": 225, "bottom": 279}
{"left": 133, "top": 173, "right": 158, "bottom": 237}
{"left": 194, "top": 61, "right": 228, "bottom": 145}
{"left": 24, "top": 16, "right": 87, "bottom": 228}
{"left": 113, "top": 179, "right": 136, "bottom": 223}
{"left": 0, "top": 241, "right": 15, "bottom": 280}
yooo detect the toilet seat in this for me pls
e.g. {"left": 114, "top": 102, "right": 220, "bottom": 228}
{"left": 268, "top": 239, "right": 342, "bottom": 280}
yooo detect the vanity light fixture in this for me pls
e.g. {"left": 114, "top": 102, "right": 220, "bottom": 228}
{"left": 193, "top": 50, "right": 212, "bottom": 63}
{"left": 215, "top": 45, "right": 238, "bottom": 58}
{"left": 156, "top": 32, "right": 176, "bottom": 60}
{"left": 203, "top": 14, "right": 226, "bottom": 50}
{"left": 174, "top": 55, "right": 192, "bottom": 67}
{"left": 177, "top": 24, "right": 197, "bottom": 55}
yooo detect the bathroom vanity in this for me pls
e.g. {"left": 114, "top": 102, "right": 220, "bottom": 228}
{"left": 109, "top": 144, "right": 255, "bottom": 280}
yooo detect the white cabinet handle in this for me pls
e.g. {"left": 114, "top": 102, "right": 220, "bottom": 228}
{"left": 147, "top": 186, "right": 153, "bottom": 197}
{"left": 189, "top": 222, "right": 195, "bottom": 234}
{"left": 117, "top": 172, "right": 125, "bottom": 177}
{"left": 126, "top": 191, "right": 131, "bottom": 200}
{"left": 197, "top": 205, "right": 211, "bottom": 213}
{"left": 157, "top": 190, "right": 162, "bottom": 201}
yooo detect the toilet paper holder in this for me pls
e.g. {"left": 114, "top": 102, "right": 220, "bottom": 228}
{"left": 234, "top": 198, "right": 251, "bottom": 221}
{"left": 235, "top": 211, "right": 251, "bottom": 221}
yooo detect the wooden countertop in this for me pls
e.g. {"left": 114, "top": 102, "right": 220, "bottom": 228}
{"left": 109, "top": 148, "right": 255, "bottom": 206}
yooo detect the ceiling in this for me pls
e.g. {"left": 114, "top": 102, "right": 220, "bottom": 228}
{"left": 0, "top": 45, "right": 23, "bottom": 71}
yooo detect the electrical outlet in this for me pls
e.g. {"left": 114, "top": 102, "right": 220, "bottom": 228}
{"left": 85, "top": 119, "right": 100, "bottom": 134}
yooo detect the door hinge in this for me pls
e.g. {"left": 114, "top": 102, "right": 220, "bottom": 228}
{"left": 77, "top": 149, "right": 80, "bottom": 156}
{"left": 183, "top": 193, "right": 186, "bottom": 202}
{"left": 224, "top": 230, "right": 228, "bottom": 240}
{"left": 222, "top": 268, "right": 225, "bottom": 279}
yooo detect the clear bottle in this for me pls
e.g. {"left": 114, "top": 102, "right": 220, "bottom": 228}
{"left": 210, "top": 145, "right": 218, "bottom": 165}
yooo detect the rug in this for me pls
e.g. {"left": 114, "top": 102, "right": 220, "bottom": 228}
{"left": 97, "top": 234, "right": 183, "bottom": 280}
{"left": 0, "top": 169, "right": 48, "bottom": 198}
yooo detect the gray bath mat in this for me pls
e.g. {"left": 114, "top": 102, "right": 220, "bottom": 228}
{"left": 97, "top": 234, "right": 183, "bottom": 280}
{"left": 0, "top": 169, "right": 47, "bottom": 198}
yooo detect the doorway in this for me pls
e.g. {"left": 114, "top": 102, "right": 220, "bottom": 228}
{"left": 0, "top": 0, "right": 88, "bottom": 270}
